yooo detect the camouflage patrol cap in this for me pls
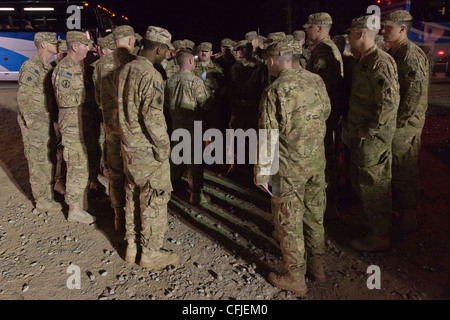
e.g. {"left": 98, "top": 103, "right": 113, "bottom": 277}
{"left": 173, "top": 40, "right": 187, "bottom": 50}
{"left": 346, "top": 15, "right": 380, "bottom": 31}
{"left": 220, "top": 38, "right": 234, "bottom": 48}
{"left": 287, "top": 39, "right": 302, "bottom": 55}
{"left": 381, "top": 10, "right": 413, "bottom": 26}
{"left": 98, "top": 34, "right": 115, "bottom": 50}
{"left": 293, "top": 30, "right": 306, "bottom": 41}
{"left": 199, "top": 42, "right": 212, "bottom": 52}
{"left": 58, "top": 40, "right": 67, "bottom": 53}
{"left": 113, "top": 25, "right": 135, "bottom": 40}
{"left": 34, "top": 32, "right": 58, "bottom": 46}
{"left": 266, "top": 40, "right": 293, "bottom": 56}
{"left": 245, "top": 31, "right": 258, "bottom": 41}
{"left": 235, "top": 40, "right": 249, "bottom": 49}
{"left": 184, "top": 39, "right": 195, "bottom": 51}
{"left": 303, "top": 12, "right": 333, "bottom": 28}
{"left": 145, "top": 26, "right": 175, "bottom": 50}
{"left": 66, "top": 31, "right": 91, "bottom": 46}
{"left": 264, "top": 32, "right": 286, "bottom": 44}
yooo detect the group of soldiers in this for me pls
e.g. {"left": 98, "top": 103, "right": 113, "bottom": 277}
{"left": 17, "top": 8, "right": 429, "bottom": 296}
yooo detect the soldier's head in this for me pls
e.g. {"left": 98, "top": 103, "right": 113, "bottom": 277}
{"left": 347, "top": 15, "right": 380, "bottom": 53}
{"left": 66, "top": 31, "right": 91, "bottom": 62}
{"left": 245, "top": 31, "right": 259, "bottom": 49}
{"left": 220, "top": 38, "right": 234, "bottom": 55}
{"left": 235, "top": 40, "right": 251, "bottom": 60}
{"left": 265, "top": 40, "right": 293, "bottom": 76}
{"left": 176, "top": 49, "right": 195, "bottom": 71}
{"left": 381, "top": 10, "right": 412, "bottom": 46}
{"left": 303, "top": 12, "right": 333, "bottom": 44}
{"left": 198, "top": 42, "right": 213, "bottom": 63}
{"left": 34, "top": 32, "right": 59, "bottom": 57}
{"left": 97, "top": 33, "right": 115, "bottom": 57}
{"left": 113, "top": 25, "right": 136, "bottom": 52}
{"left": 141, "top": 26, "right": 174, "bottom": 65}
{"left": 293, "top": 30, "right": 306, "bottom": 46}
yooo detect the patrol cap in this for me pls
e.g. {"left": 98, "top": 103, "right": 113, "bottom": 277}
{"left": 198, "top": 42, "right": 212, "bottom": 52}
{"left": 97, "top": 34, "right": 115, "bottom": 50}
{"left": 113, "top": 25, "right": 135, "bottom": 40}
{"left": 245, "top": 31, "right": 258, "bottom": 41}
{"left": 144, "top": 26, "right": 174, "bottom": 50}
{"left": 235, "top": 40, "right": 249, "bottom": 49}
{"left": 58, "top": 40, "right": 67, "bottom": 53}
{"left": 184, "top": 39, "right": 195, "bottom": 51}
{"left": 381, "top": 10, "right": 413, "bottom": 26}
{"left": 34, "top": 32, "right": 58, "bottom": 46}
{"left": 346, "top": 15, "right": 380, "bottom": 31}
{"left": 264, "top": 32, "right": 286, "bottom": 44}
{"left": 287, "top": 39, "right": 302, "bottom": 55}
{"left": 303, "top": 12, "right": 333, "bottom": 28}
{"left": 285, "top": 34, "right": 294, "bottom": 41}
{"left": 293, "top": 30, "right": 306, "bottom": 41}
{"left": 173, "top": 40, "right": 187, "bottom": 50}
{"left": 265, "top": 40, "right": 293, "bottom": 57}
{"left": 220, "top": 38, "right": 234, "bottom": 48}
{"left": 66, "top": 31, "right": 91, "bottom": 46}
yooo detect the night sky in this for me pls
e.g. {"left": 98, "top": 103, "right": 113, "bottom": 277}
{"left": 99, "top": 0, "right": 375, "bottom": 50}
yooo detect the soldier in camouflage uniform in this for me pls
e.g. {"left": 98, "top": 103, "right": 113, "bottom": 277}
{"left": 117, "top": 26, "right": 178, "bottom": 269}
{"left": 17, "top": 32, "right": 62, "bottom": 213}
{"left": 293, "top": 30, "right": 309, "bottom": 68}
{"left": 166, "top": 49, "right": 212, "bottom": 205}
{"left": 52, "top": 31, "right": 96, "bottom": 224}
{"left": 255, "top": 40, "right": 331, "bottom": 296}
{"left": 165, "top": 39, "right": 195, "bottom": 79}
{"left": 346, "top": 16, "right": 400, "bottom": 251}
{"left": 194, "top": 42, "right": 224, "bottom": 132}
{"left": 382, "top": 10, "right": 429, "bottom": 234}
{"left": 304, "top": 13, "right": 344, "bottom": 221}
{"left": 93, "top": 25, "right": 136, "bottom": 232}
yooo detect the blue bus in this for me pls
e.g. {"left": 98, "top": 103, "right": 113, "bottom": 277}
{"left": 0, "top": 1, "right": 120, "bottom": 81}
{"left": 377, "top": 0, "right": 450, "bottom": 75}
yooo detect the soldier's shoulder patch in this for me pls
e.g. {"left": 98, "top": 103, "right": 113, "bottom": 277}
{"left": 61, "top": 79, "right": 71, "bottom": 89}
{"left": 154, "top": 81, "right": 164, "bottom": 93}
{"left": 61, "top": 71, "right": 73, "bottom": 79}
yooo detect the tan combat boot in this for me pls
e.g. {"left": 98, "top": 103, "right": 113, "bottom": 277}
{"left": 306, "top": 264, "right": 326, "bottom": 283}
{"left": 189, "top": 192, "right": 210, "bottom": 205}
{"left": 268, "top": 272, "right": 308, "bottom": 297}
{"left": 35, "top": 198, "right": 62, "bottom": 213}
{"left": 350, "top": 232, "right": 390, "bottom": 252}
{"left": 68, "top": 201, "right": 96, "bottom": 224}
{"left": 139, "top": 247, "right": 179, "bottom": 269}
{"left": 125, "top": 241, "right": 137, "bottom": 263}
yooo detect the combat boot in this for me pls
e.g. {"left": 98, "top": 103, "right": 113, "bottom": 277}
{"left": 35, "top": 198, "right": 62, "bottom": 213}
{"left": 390, "top": 211, "right": 418, "bottom": 235}
{"left": 189, "top": 192, "right": 210, "bottom": 205}
{"left": 124, "top": 241, "right": 137, "bottom": 263}
{"left": 68, "top": 202, "right": 96, "bottom": 224}
{"left": 268, "top": 272, "right": 308, "bottom": 297}
{"left": 306, "top": 264, "right": 326, "bottom": 283}
{"left": 139, "top": 247, "right": 179, "bottom": 269}
{"left": 350, "top": 232, "right": 390, "bottom": 252}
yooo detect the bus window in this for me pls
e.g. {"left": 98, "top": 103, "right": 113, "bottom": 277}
{"left": 98, "top": 8, "right": 114, "bottom": 33}
{"left": 0, "top": 7, "right": 19, "bottom": 31}
{"left": 22, "top": 6, "right": 59, "bottom": 32}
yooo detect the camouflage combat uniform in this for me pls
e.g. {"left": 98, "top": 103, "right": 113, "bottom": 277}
{"left": 52, "top": 54, "right": 90, "bottom": 206}
{"left": 347, "top": 44, "right": 400, "bottom": 239}
{"left": 255, "top": 65, "right": 331, "bottom": 280}
{"left": 17, "top": 51, "right": 57, "bottom": 205}
{"left": 165, "top": 69, "right": 211, "bottom": 200}
{"left": 117, "top": 55, "right": 172, "bottom": 250}
{"left": 307, "top": 37, "right": 344, "bottom": 213}
{"left": 389, "top": 38, "right": 429, "bottom": 221}
{"left": 94, "top": 47, "right": 135, "bottom": 218}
